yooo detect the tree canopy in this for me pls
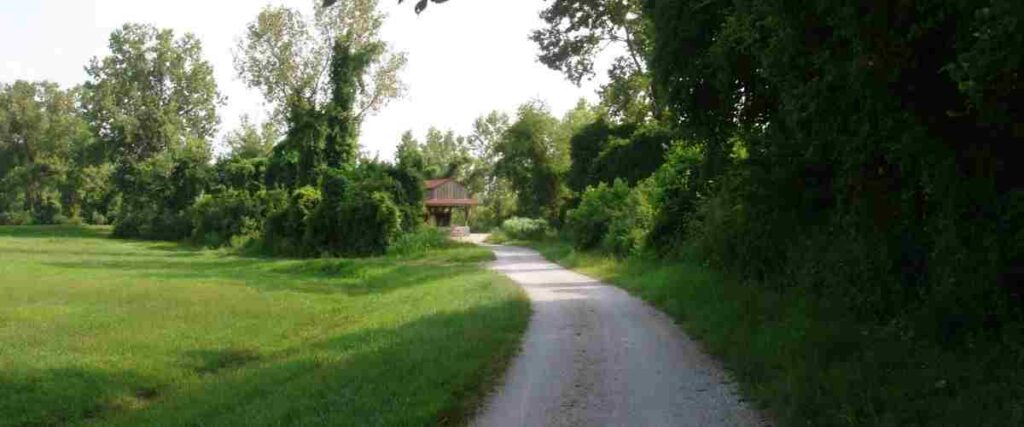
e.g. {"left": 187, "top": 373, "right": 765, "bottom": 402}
{"left": 235, "top": 0, "right": 406, "bottom": 125}
{"left": 84, "top": 24, "right": 221, "bottom": 162}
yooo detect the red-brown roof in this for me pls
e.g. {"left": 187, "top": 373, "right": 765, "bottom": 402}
{"left": 424, "top": 178, "right": 451, "bottom": 189}
{"left": 426, "top": 198, "right": 479, "bottom": 207}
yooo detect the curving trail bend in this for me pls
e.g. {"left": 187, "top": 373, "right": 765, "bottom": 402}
{"left": 473, "top": 244, "right": 766, "bottom": 427}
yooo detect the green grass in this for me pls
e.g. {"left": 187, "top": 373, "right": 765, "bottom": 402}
{"left": 0, "top": 225, "right": 529, "bottom": 426}
{"left": 518, "top": 239, "right": 1024, "bottom": 427}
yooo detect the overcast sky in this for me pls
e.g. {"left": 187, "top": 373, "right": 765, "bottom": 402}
{"left": 0, "top": 0, "right": 607, "bottom": 159}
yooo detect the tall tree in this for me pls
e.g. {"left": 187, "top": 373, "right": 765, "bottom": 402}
{"left": 224, "top": 115, "right": 280, "bottom": 160}
{"left": 420, "top": 127, "right": 471, "bottom": 179}
{"left": 0, "top": 81, "right": 92, "bottom": 220}
{"left": 395, "top": 130, "right": 425, "bottom": 175}
{"left": 325, "top": 0, "right": 449, "bottom": 14}
{"left": 84, "top": 23, "right": 221, "bottom": 162}
{"left": 493, "top": 101, "right": 566, "bottom": 221}
{"left": 235, "top": 0, "right": 406, "bottom": 126}
{"left": 532, "top": 0, "right": 656, "bottom": 121}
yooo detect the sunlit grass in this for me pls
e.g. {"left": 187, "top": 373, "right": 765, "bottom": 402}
{"left": 0, "top": 225, "right": 528, "bottom": 426}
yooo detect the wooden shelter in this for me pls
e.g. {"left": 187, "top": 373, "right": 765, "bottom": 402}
{"left": 424, "top": 178, "right": 478, "bottom": 227}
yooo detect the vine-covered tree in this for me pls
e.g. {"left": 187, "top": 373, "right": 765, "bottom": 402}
{"left": 236, "top": 0, "right": 406, "bottom": 125}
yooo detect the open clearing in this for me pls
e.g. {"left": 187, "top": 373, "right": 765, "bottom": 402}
{"left": 0, "top": 226, "right": 528, "bottom": 426}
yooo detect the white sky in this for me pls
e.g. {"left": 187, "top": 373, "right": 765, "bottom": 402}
{"left": 0, "top": 0, "right": 607, "bottom": 160}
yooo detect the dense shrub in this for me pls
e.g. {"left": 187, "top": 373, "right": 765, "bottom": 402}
{"left": 76, "top": 164, "right": 116, "bottom": 225}
{"left": 500, "top": 217, "right": 549, "bottom": 241}
{"left": 565, "top": 181, "right": 628, "bottom": 250}
{"left": 190, "top": 190, "right": 264, "bottom": 247}
{"left": 89, "top": 211, "right": 108, "bottom": 226}
{"left": 0, "top": 210, "right": 30, "bottom": 225}
{"left": 468, "top": 205, "right": 500, "bottom": 233}
{"left": 112, "top": 145, "right": 210, "bottom": 241}
{"left": 566, "top": 179, "right": 654, "bottom": 257}
{"left": 262, "top": 186, "right": 322, "bottom": 256}
{"left": 649, "top": 0, "right": 1024, "bottom": 326}
{"left": 31, "top": 192, "right": 63, "bottom": 224}
{"left": 332, "top": 192, "right": 402, "bottom": 256}
{"left": 646, "top": 144, "right": 706, "bottom": 255}
{"left": 603, "top": 180, "right": 654, "bottom": 257}
{"left": 389, "top": 226, "right": 449, "bottom": 256}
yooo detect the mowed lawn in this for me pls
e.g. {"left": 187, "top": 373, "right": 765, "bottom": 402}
{"left": 0, "top": 226, "right": 529, "bottom": 426}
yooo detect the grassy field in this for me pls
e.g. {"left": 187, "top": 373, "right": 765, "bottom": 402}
{"left": 519, "top": 239, "right": 1023, "bottom": 427}
{"left": 0, "top": 226, "right": 529, "bottom": 426}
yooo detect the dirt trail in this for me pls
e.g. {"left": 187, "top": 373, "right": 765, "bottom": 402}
{"left": 473, "top": 243, "right": 766, "bottom": 427}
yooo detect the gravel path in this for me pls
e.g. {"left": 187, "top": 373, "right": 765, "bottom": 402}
{"left": 473, "top": 244, "right": 766, "bottom": 427}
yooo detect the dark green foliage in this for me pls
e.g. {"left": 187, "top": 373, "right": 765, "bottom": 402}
{"left": 566, "top": 118, "right": 617, "bottom": 193}
{"left": 31, "top": 192, "right": 62, "bottom": 225}
{"left": 567, "top": 119, "right": 669, "bottom": 195}
{"left": 262, "top": 186, "right": 322, "bottom": 255}
{"left": 565, "top": 181, "right": 627, "bottom": 250}
{"left": 649, "top": 0, "right": 1024, "bottom": 318}
{"left": 265, "top": 143, "right": 300, "bottom": 190}
{"left": 212, "top": 157, "right": 267, "bottom": 194}
{"left": 0, "top": 81, "right": 99, "bottom": 224}
{"left": 303, "top": 168, "right": 351, "bottom": 254}
{"left": 190, "top": 190, "right": 286, "bottom": 247}
{"left": 112, "top": 144, "right": 211, "bottom": 241}
{"left": 590, "top": 124, "right": 669, "bottom": 188}
{"left": 646, "top": 144, "right": 706, "bottom": 255}
{"left": 642, "top": 0, "right": 1024, "bottom": 423}
{"left": 336, "top": 191, "right": 402, "bottom": 256}
{"left": 388, "top": 167, "right": 425, "bottom": 233}
{"left": 258, "top": 40, "right": 411, "bottom": 258}
{"left": 289, "top": 101, "right": 326, "bottom": 189}
{"left": 494, "top": 103, "right": 568, "bottom": 224}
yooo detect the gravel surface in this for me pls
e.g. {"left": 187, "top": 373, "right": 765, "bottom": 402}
{"left": 473, "top": 244, "right": 767, "bottom": 427}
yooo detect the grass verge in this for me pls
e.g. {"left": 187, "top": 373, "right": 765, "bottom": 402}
{"left": 516, "top": 239, "right": 1023, "bottom": 427}
{"left": 0, "top": 225, "right": 529, "bottom": 426}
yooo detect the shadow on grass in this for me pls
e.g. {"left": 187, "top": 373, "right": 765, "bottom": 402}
{"left": 0, "top": 225, "right": 111, "bottom": 240}
{"left": 0, "top": 367, "right": 163, "bottom": 427}
{"left": 42, "top": 255, "right": 478, "bottom": 297}
{"left": 4, "top": 225, "right": 492, "bottom": 297}
{"left": 39, "top": 299, "right": 528, "bottom": 425}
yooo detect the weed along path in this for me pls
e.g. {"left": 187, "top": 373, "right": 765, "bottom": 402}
{"left": 474, "top": 244, "right": 764, "bottom": 426}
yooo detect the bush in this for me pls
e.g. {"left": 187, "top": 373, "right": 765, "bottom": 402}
{"left": 89, "top": 211, "right": 108, "bottom": 226}
{"left": 190, "top": 191, "right": 263, "bottom": 247}
{"left": 0, "top": 210, "right": 30, "bottom": 225}
{"left": 32, "top": 192, "right": 63, "bottom": 224}
{"left": 500, "top": 217, "right": 549, "bottom": 241}
{"left": 647, "top": 143, "right": 706, "bottom": 256}
{"left": 468, "top": 205, "right": 500, "bottom": 233}
{"left": 565, "top": 179, "right": 654, "bottom": 257}
{"left": 565, "top": 181, "right": 628, "bottom": 250}
{"left": 604, "top": 180, "right": 654, "bottom": 257}
{"left": 332, "top": 192, "right": 402, "bottom": 257}
{"left": 389, "top": 227, "right": 449, "bottom": 256}
{"left": 262, "top": 186, "right": 322, "bottom": 256}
